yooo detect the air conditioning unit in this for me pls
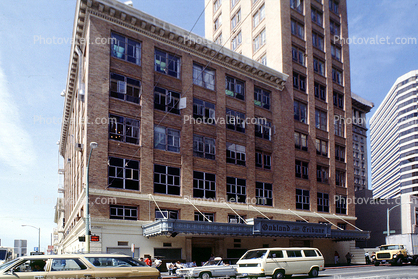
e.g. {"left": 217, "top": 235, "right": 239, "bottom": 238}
{"left": 75, "top": 143, "right": 83, "bottom": 152}
{"left": 229, "top": 219, "right": 238, "bottom": 224}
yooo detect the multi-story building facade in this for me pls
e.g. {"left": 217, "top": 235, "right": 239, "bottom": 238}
{"left": 371, "top": 70, "right": 418, "bottom": 234}
{"left": 351, "top": 93, "right": 373, "bottom": 191}
{"left": 57, "top": 0, "right": 368, "bottom": 265}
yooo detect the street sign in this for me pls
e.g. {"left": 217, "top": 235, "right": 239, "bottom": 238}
{"left": 91, "top": 235, "right": 100, "bottom": 242}
{"left": 34, "top": 247, "right": 38, "bottom": 252}
{"left": 383, "top": 230, "right": 396, "bottom": 234}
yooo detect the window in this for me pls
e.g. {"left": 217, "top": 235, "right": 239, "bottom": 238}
{"left": 231, "top": 10, "right": 241, "bottom": 29}
{"left": 295, "top": 160, "right": 309, "bottom": 179}
{"left": 254, "top": 87, "right": 270, "bottom": 109}
{"left": 110, "top": 205, "right": 138, "bottom": 220}
{"left": 330, "top": 20, "right": 340, "bottom": 36}
{"left": 232, "top": 31, "right": 242, "bottom": 50}
{"left": 214, "top": 0, "right": 222, "bottom": 12}
{"left": 317, "top": 165, "right": 329, "bottom": 183}
{"left": 293, "top": 72, "right": 306, "bottom": 92}
{"left": 294, "top": 132, "right": 308, "bottom": 151}
{"left": 334, "top": 115, "right": 344, "bottom": 137}
{"left": 312, "top": 32, "right": 324, "bottom": 50}
{"left": 193, "top": 98, "right": 216, "bottom": 124}
{"left": 193, "top": 135, "right": 216, "bottom": 160}
{"left": 228, "top": 214, "right": 246, "bottom": 224}
{"left": 294, "top": 100, "right": 307, "bottom": 123}
{"left": 154, "top": 164, "right": 181, "bottom": 195}
{"left": 315, "top": 139, "right": 328, "bottom": 156}
{"left": 332, "top": 68, "right": 343, "bottom": 85}
{"left": 259, "top": 54, "right": 267, "bottom": 65}
{"left": 227, "top": 177, "right": 246, "bottom": 203}
{"left": 193, "top": 171, "right": 216, "bottom": 198}
{"left": 315, "top": 109, "right": 327, "bottom": 131}
{"left": 109, "top": 115, "right": 140, "bottom": 144}
{"left": 155, "top": 209, "right": 178, "bottom": 219}
{"left": 253, "top": 29, "right": 266, "bottom": 53}
{"left": 287, "top": 250, "right": 303, "bottom": 257}
{"left": 311, "top": 7, "right": 323, "bottom": 26}
{"left": 253, "top": 4, "right": 265, "bottom": 28}
{"left": 291, "top": 19, "right": 304, "bottom": 39}
{"left": 296, "top": 189, "right": 309, "bottom": 210}
{"left": 331, "top": 44, "right": 341, "bottom": 61}
{"left": 193, "top": 63, "right": 215, "bottom": 90}
{"left": 314, "top": 82, "right": 326, "bottom": 101}
{"left": 215, "top": 34, "right": 222, "bottom": 45}
{"left": 255, "top": 118, "right": 272, "bottom": 140}
{"left": 256, "top": 182, "right": 273, "bottom": 206}
{"left": 154, "top": 126, "right": 180, "bottom": 152}
{"left": 231, "top": 0, "right": 239, "bottom": 8}
{"left": 290, "top": 0, "right": 303, "bottom": 13}
{"left": 336, "top": 170, "right": 346, "bottom": 187}
{"left": 317, "top": 193, "right": 329, "bottom": 212}
{"left": 155, "top": 49, "right": 181, "bottom": 78}
{"left": 292, "top": 46, "right": 305, "bottom": 66}
{"left": 50, "top": 259, "right": 87, "bottom": 271}
{"left": 214, "top": 14, "right": 222, "bottom": 30}
{"left": 111, "top": 33, "right": 141, "bottom": 65}
{"left": 338, "top": 223, "right": 346, "bottom": 230}
{"left": 226, "top": 143, "right": 246, "bottom": 166}
{"left": 255, "top": 151, "right": 271, "bottom": 170}
{"left": 313, "top": 57, "right": 325, "bottom": 76}
{"left": 110, "top": 73, "right": 141, "bottom": 104}
{"left": 108, "top": 157, "right": 139, "bottom": 190}
{"left": 226, "top": 108, "right": 246, "bottom": 133}
{"left": 226, "top": 76, "right": 245, "bottom": 100}
{"left": 195, "top": 212, "right": 214, "bottom": 222}
{"left": 333, "top": 92, "right": 344, "bottom": 108}
{"left": 329, "top": 0, "right": 339, "bottom": 14}
{"left": 154, "top": 87, "right": 180, "bottom": 115}
{"left": 335, "top": 195, "right": 347, "bottom": 214}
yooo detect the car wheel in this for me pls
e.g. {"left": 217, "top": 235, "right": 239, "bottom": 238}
{"left": 374, "top": 262, "right": 380, "bottom": 266}
{"left": 200, "top": 272, "right": 211, "bottom": 279}
{"left": 273, "top": 270, "right": 285, "bottom": 279}
{"left": 308, "top": 267, "right": 319, "bottom": 278}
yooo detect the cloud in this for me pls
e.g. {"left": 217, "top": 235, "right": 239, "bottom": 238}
{"left": 0, "top": 57, "right": 36, "bottom": 168}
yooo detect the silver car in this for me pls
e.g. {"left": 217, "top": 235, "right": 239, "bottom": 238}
{"left": 176, "top": 257, "right": 236, "bottom": 279}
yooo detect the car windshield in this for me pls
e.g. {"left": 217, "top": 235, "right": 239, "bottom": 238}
{"left": 380, "top": 245, "right": 400, "bottom": 250}
{"left": 0, "top": 258, "right": 19, "bottom": 271}
{"left": 203, "top": 260, "right": 222, "bottom": 266}
{"left": 0, "top": 251, "right": 7, "bottom": 260}
{"left": 241, "top": 250, "right": 267, "bottom": 260}
{"left": 85, "top": 257, "right": 147, "bottom": 267}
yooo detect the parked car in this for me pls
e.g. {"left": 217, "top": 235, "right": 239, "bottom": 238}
{"left": 176, "top": 257, "right": 236, "bottom": 279}
{"left": 236, "top": 247, "right": 324, "bottom": 278}
{"left": 0, "top": 253, "right": 160, "bottom": 279}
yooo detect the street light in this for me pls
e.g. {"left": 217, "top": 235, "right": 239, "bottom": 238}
{"left": 86, "top": 142, "right": 98, "bottom": 253}
{"left": 22, "top": 225, "right": 40, "bottom": 252}
{"left": 387, "top": 202, "right": 412, "bottom": 236}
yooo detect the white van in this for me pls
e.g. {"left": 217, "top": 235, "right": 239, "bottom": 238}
{"left": 236, "top": 247, "right": 324, "bottom": 278}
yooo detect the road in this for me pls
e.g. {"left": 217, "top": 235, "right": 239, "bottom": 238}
{"left": 314, "top": 264, "right": 418, "bottom": 279}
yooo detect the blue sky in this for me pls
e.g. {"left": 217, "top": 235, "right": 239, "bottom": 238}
{"left": 0, "top": 0, "right": 417, "bottom": 251}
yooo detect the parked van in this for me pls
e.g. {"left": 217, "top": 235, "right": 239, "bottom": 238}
{"left": 236, "top": 247, "right": 324, "bottom": 278}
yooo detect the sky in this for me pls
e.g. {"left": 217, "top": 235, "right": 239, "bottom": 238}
{"left": 0, "top": 0, "right": 417, "bottom": 252}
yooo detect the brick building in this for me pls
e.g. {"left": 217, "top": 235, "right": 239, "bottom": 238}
{"left": 57, "top": 0, "right": 368, "bottom": 265}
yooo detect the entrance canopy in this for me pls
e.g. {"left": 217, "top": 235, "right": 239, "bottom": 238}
{"left": 142, "top": 218, "right": 370, "bottom": 240}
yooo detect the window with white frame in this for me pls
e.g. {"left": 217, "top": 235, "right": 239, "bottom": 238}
{"left": 111, "top": 33, "right": 141, "bottom": 65}
{"left": 193, "top": 98, "right": 215, "bottom": 124}
{"left": 253, "top": 4, "right": 265, "bottom": 28}
{"left": 296, "top": 189, "right": 309, "bottom": 210}
{"left": 292, "top": 45, "right": 305, "bottom": 66}
{"left": 290, "top": 0, "right": 303, "bottom": 14}
{"left": 232, "top": 31, "right": 242, "bottom": 50}
{"left": 226, "top": 75, "right": 245, "bottom": 100}
{"left": 294, "top": 131, "right": 308, "bottom": 151}
{"left": 154, "top": 86, "right": 180, "bottom": 115}
{"left": 193, "top": 171, "right": 216, "bottom": 199}
{"left": 194, "top": 212, "right": 214, "bottom": 222}
{"left": 214, "top": 14, "right": 222, "bottom": 31}
{"left": 214, "top": 0, "right": 222, "bottom": 12}
{"left": 155, "top": 49, "right": 181, "bottom": 78}
{"left": 109, "top": 114, "right": 140, "bottom": 144}
{"left": 332, "top": 68, "right": 343, "bottom": 85}
{"left": 231, "top": 0, "right": 239, "bottom": 8}
{"left": 154, "top": 164, "right": 181, "bottom": 195}
{"left": 155, "top": 209, "right": 178, "bottom": 219}
{"left": 253, "top": 29, "right": 266, "bottom": 53}
{"left": 226, "top": 108, "right": 246, "bottom": 133}
{"left": 313, "top": 57, "right": 325, "bottom": 76}
{"left": 231, "top": 10, "right": 241, "bottom": 30}
{"left": 228, "top": 214, "right": 246, "bottom": 224}
{"left": 315, "top": 109, "right": 327, "bottom": 131}
{"left": 193, "top": 63, "right": 215, "bottom": 90}
{"left": 215, "top": 33, "right": 222, "bottom": 45}
{"left": 108, "top": 157, "right": 140, "bottom": 190}
{"left": 227, "top": 177, "right": 246, "bottom": 203}
{"left": 291, "top": 19, "right": 304, "bottom": 39}
{"left": 255, "top": 118, "right": 272, "bottom": 140}
{"left": 110, "top": 205, "right": 138, "bottom": 220}
{"left": 314, "top": 82, "right": 326, "bottom": 101}
{"left": 317, "top": 193, "right": 329, "bottom": 212}
{"left": 254, "top": 87, "right": 270, "bottom": 109}
{"left": 256, "top": 182, "right": 273, "bottom": 206}
{"left": 312, "top": 32, "right": 324, "bottom": 50}
{"left": 255, "top": 151, "right": 271, "bottom": 170}
{"left": 110, "top": 73, "right": 141, "bottom": 104}
{"left": 295, "top": 160, "right": 309, "bottom": 179}
{"left": 154, "top": 126, "right": 180, "bottom": 152}
{"left": 226, "top": 142, "right": 246, "bottom": 166}
{"left": 259, "top": 54, "right": 267, "bottom": 65}
{"left": 193, "top": 135, "right": 216, "bottom": 160}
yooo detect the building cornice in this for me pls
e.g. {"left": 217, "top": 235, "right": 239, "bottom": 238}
{"left": 59, "top": 0, "right": 288, "bottom": 156}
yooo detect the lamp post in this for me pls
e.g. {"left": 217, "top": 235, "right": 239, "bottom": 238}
{"left": 387, "top": 202, "right": 412, "bottom": 236}
{"left": 86, "top": 142, "right": 98, "bottom": 253}
{"left": 22, "top": 225, "right": 40, "bottom": 252}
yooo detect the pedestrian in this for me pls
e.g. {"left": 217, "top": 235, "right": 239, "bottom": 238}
{"left": 154, "top": 257, "right": 162, "bottom": 271}
{"left": 345, "top": 252, "right": 353, "bottom": 265}
{"left": 144, "top": 256, "right": 152, "bottom": 267}
{"left": 334, "top": 251, "right": 339, "bottom": 265}
{"left": 364, "top": 251, "right": 371, "bottom": 264}
{"left": 139, "top": 257, "right": 144, "bottom": 262}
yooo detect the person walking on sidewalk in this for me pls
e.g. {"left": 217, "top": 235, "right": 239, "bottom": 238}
{"left": 345, "top": 252, "right": 353, "bottom": 265}
{"left": 334, "top": 251, "right": 340, "bottom": 265}
{"left": 365, "top": 251, "right": 371, "bottom": 264}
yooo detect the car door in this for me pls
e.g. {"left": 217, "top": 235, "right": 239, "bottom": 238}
{"left": 284, "top": 250, "right": 304, "bottom": 274}
{"left": 2, "top": 258, "right": 49, "bottom": 279}
{"left": 46, "top": 258, "right": 91, "bottom": 279}
{"left": 265, "top": 250, "right": 287, "bottom": 275}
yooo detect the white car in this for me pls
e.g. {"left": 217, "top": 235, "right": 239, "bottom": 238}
{"left": 176, "top": 257, "right": 236, "bottom": 279}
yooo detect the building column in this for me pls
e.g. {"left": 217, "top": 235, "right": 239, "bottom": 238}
{"left": 186, "top": 237, "right": 192, "bottom": 262}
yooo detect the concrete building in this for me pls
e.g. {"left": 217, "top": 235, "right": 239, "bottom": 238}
{"left": 370, "top": 70, "right": 418, "bottom": 235}
{"left": 14, "top": 240, "right": 27, "bottom": 257}
{"left": 351, "top": 93, "right": 373, "bottom": 191}
{"left": 56, "top": 0, "right": 368, "bottom": 265}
